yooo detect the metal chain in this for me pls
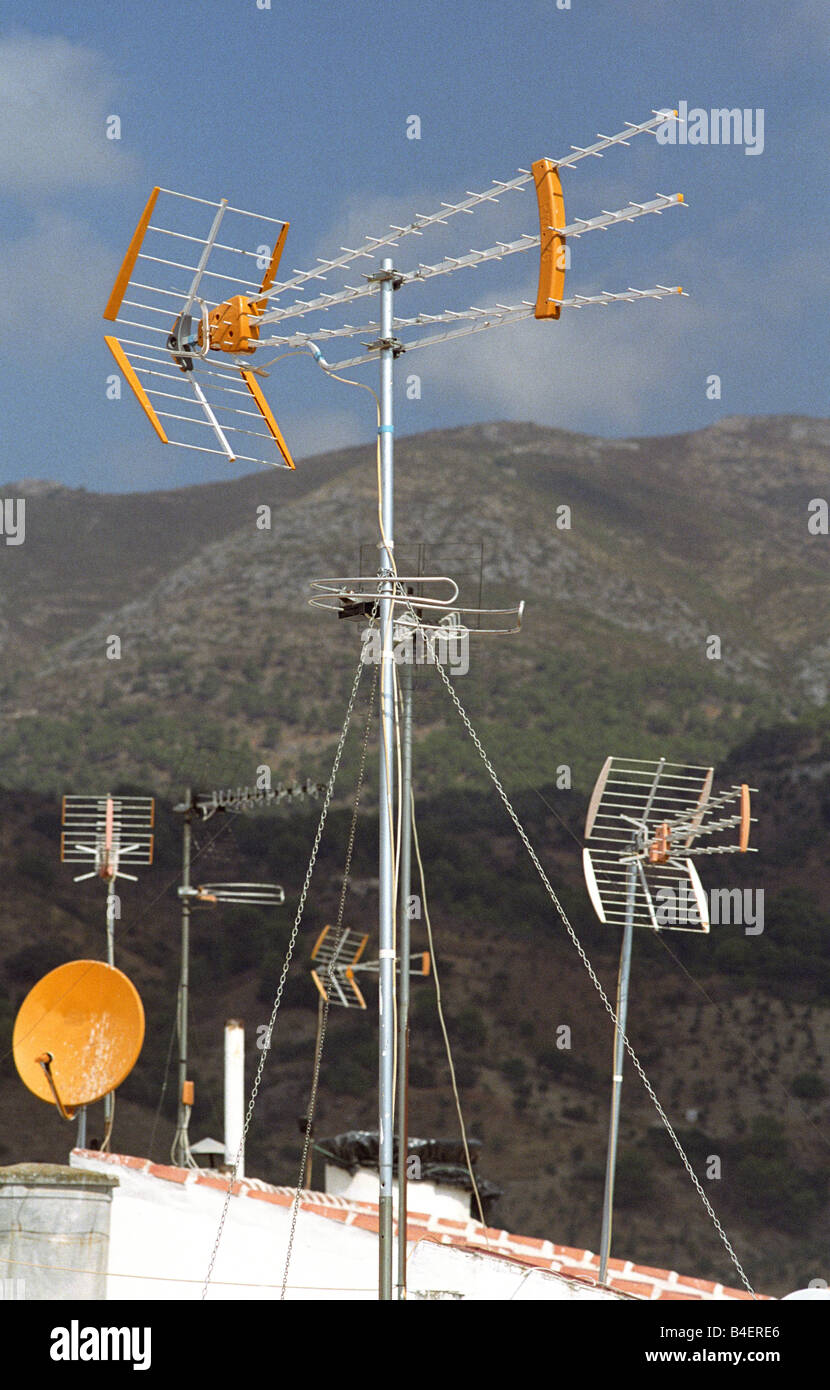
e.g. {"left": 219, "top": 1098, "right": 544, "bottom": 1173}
{"left": 281, "top": 663, "right": 379, "bottom": 1297}
{"left": 201, "top": 645, "right": 369, "bottom": 1300}
{"left": 426, "top": 645, "right": 756, "bottom": 1298}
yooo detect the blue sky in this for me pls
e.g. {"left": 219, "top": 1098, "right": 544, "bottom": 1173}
{"left": 1, "top": 0, "right": 827, "bottom": 491}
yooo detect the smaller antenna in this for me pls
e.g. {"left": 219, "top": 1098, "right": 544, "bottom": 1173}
{"left": 187, "top": 882, "right": 285, "bottom": 907}
{"left": 310, "top": 925, "right": 370, "bottom": 1010}
{"left": 60, "top": 794, "right": 154, "bottom": 885}
{"left": 309, "top": 574, "right": 524, "bottom": 636}
{"left": 171, "top": 784, "right": 297, "bottom": 1167}
{"left": 59, "top": 793, "right": 154, "bottom": 1148}
{"left": 174, "top": 779, "right": 323, "bottom": 821}
{"left": 309, "top": 924, "right": 430, "bottom": 1011}
{"left": 582, "top": 754, "right": 757, "bottom": 1286}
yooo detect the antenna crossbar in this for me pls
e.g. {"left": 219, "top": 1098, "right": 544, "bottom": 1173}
{"left": 257, "top": 194, "right": 684, "bottom": 328}
{"left": 320, "top": 286, "right": 685, "bottom": 370}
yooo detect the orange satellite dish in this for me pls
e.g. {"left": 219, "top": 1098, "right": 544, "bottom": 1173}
{"left": 13, "top": 960, "right": 145, "bottom": 1117}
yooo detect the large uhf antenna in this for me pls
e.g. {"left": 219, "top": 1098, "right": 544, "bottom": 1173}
{"left": 105, "top": 107, "right": 687, "bottom": 1299}
{"left": 582, "top": 755, "right": 756, "bottom": 1282}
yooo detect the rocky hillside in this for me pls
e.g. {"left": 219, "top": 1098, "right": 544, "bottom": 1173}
{"left": 1, "top": 414, "right": 829, "bottom": 1296}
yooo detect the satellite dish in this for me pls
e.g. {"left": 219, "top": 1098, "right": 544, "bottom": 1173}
{"left": 13, "top": 960, "right": 145, "bottom": 1117}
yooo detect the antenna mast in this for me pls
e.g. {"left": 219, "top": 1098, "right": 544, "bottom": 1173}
{"left": 103, "top": 107, "right": 688, "bottom": 1299}
{"left": 376, "top": 258, "right": 398, "bottom": 1298}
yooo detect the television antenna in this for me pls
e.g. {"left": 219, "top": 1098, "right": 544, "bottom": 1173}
{"left": 105, "top": 106, "right": 688, "bottom": 1299}
{"left": 60, "top": 794, "right": 154, "bottom": 1147}
{"left": 13, "top": 960, "right": 145, "bottom": 1121}
{"left": 582, "top": 755, "right": 756, "bottom": 1282}
{"left": 170, "top": 783, "right": 314, "bottom": 1167}
{"left": 310, "top": 923, "right": 430, "bottom": 1011}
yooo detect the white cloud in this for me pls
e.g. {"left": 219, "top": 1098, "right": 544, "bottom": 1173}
{"left": 0, "top": 32, "right": 135, "bottom": 196}
{"left": 419, "top": 295, "right": 688, "bottom": 432}
{"left": 0, "top": 210, "right": 116, "bottom": 346}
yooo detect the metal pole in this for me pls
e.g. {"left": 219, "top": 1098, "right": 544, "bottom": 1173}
{"left": 103, "top": 878, "right": 116, "bottom": 1133}
{"left": 598, "top": 857, "right": 637, "bottom": 1282}
{"left": 377, "top": 258, "right": 397, "bottom": 1300}
{"left": 308, "top": 996, "right": 324, "bottom": 1192}
{"left": 105, "top": 878, "right": 116, "bottom": 966}
{"left": 396, "top": 650, "right": 414, "bottom": 1299}
{"left": 175, "top": 790, "right": 193, "bottom": 1166}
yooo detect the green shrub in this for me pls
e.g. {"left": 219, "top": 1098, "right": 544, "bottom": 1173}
{"left": 791, "top": 1072, "right": 828, "bottom": 1101}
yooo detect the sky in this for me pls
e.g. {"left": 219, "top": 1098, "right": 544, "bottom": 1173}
{"left": 1, "top": 0, "right": 827, "bottom": 491}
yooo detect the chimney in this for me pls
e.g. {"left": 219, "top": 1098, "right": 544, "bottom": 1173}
{"left": 224, "top": 1020, "right": 245, "bottom": 1180}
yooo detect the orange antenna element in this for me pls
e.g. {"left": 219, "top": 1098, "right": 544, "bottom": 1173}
{"left": 102, "top": 187, "right": 296, "bottom": 471}
{"left": 310, "top": 925, "right": 370, "bottom": 1009}
{"left": 204, "top": 295, "right": 262, "bottom": 355}
{"left": 254, "top": 221, "right": 290, "bottom": 312}
{"left": 739, "top": 784, "right": 751, "bottom": 852}
{"left": 648, "top": 822, "right": 671, "bottom": 864}
{"left": 104, "top": 337, "right": 168, "bottom": 443}
{"left": 13, "top": 961, "right": 145, "bottom": 1114}
{"left": 532, "top": 158, "right": 566, "bottom": 319}
{"left": 240, "top": 371, "right": 296, "bottom": 469}
{"left": 103, "top": 186, "right": 160, "bottom": 322}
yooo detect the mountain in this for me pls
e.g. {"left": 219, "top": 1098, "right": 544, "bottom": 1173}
{"left": 1, "top": 414, "right": 829, "bottom": 1296}
{"left": 0, "top": 414, "right": 828, "bottom": 798}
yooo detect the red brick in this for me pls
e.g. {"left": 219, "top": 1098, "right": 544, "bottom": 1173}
{"left": 675, "top": 1274, "right": 720, "bottom": 1294}
{"left": 246, "top": 1189, "right": 292, "bottom": 1208}
{"left": 551, "top": 1245, "right": 591, "bottom": 1262}
{"left": 302, "top": 1203, "right": 349, "bottom": 1222}
{"left": 149, "top": 1163, "right": 191, "bottom": 1185}
{"left": 632, "top": 1262, "right": 674, "bottom": 1280}
{"left": 351, "top": 1213, "right": 380, "bottom": 1233}
{"left": 659, "top": 1290, "right": 702, "bottom": 1300}
{"left": 195, "top": 1173, "right": 242, "bottom": 1195}
{"left": 507, "top": 1234, "right": 547, "bottom": 1251}
{"left": 608, "top": 1277, "right": 654, "bottom": 1298}
{"left": 434, "top": 1218, "right": 468, "bottom": 1231}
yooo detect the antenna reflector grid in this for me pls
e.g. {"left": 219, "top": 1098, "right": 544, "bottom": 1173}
{"left": 583, "top": 758, "right": 715, "bottom": 934}
{"left": 60, "top": 794, "right": 155, "bottom": 868}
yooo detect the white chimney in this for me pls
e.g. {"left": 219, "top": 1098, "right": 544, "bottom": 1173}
{"left": 224, "top": 1019, "right": 245, "bottom": 1180}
